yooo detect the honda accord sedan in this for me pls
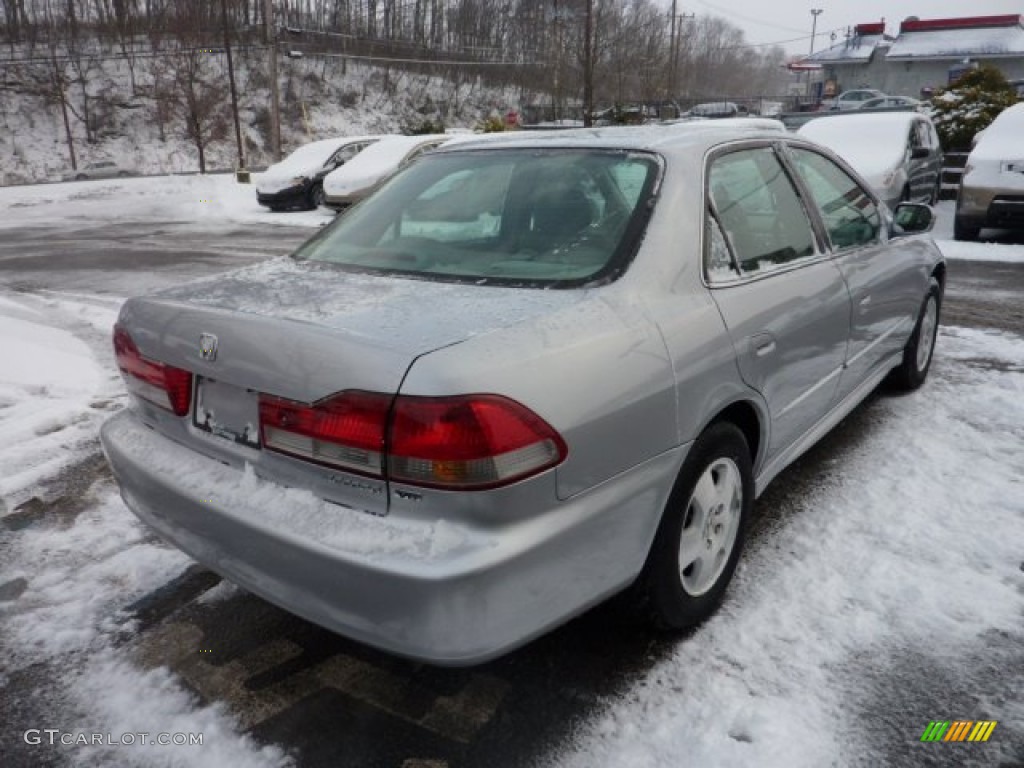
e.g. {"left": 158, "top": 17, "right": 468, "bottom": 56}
{"left": 101, "top": 126, "right": 944, "bottom": 665}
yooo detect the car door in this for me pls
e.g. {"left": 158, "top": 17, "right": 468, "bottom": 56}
{"left": 785, "top": 145, "right": 917, "bottom": 401}
{"left": 705, "top": 144, "right": 851, "bottom": 463}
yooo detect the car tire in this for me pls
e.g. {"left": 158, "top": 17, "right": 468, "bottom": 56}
{"left": 953, "top": 216, "right": 979, "bottom": 242}
{"left": 117, "top": 171, "right": 130, "bottom": 178}
{"left": 641, "top": 422, "right": 753, "bottom": 630}
{"left": 75, "top": 174, "right": 87, "bottom": 181}
{"left": 309, "top": 183, "right": 325, "bottom": 209}
{"left": 887, "top": 277, "right": 942, "bottom": 391}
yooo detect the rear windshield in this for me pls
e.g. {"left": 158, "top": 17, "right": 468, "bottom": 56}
{"left": 294, "top": 148, "right": 660, "bottom": 287}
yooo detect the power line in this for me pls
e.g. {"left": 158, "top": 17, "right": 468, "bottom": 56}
{"left": 692, "top": 0, "right": 807, "bottom": 35}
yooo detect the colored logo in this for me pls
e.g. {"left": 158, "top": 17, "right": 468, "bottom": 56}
{"left": 921, "top": 721, "right": 997, "bottom": 742}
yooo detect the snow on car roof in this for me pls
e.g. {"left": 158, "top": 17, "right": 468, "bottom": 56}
{"left": 331, "top": 133, "right": 448, "bottom": 177}
{"left": 970, "top": 103, "right": 1024, "bottom": 160}
{"left": 272, "top": 135, "right": 381, "bottom": 172}
{"left": 798, "top": 113, "right": 920, "bottom": 178}
{"left": 434, "top": 123, "right": 788, "bottom": 157}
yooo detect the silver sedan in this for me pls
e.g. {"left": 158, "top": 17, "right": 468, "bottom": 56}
{"left": 100, "top": 126, "right": 944, "bottom": 665}
{"left": 63, "top": 160, "right": 135, "bottom": 181}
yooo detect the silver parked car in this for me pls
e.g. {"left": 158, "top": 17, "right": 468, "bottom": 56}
{"left": 955, "top": 103, "right": 1024, "bottom": 241}
{"left": 100, "top": 126, "right": 944, "bottom": 665}
{"left": 63, "top": 160, "right": 135, "bottom": 181}
{"left": 822, "top": 88, "right": 886, "bottom": 111}
{"left": 798, "top": 112, "right": 944, "bottom": 209}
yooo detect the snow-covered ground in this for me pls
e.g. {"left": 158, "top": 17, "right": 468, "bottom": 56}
{"left": 1, "top": 181, "right": 1022, "bottom": 766}
{"left": 0, "top": 174, "right": 335, "bottom": 232}
{"left": 0, "top": 53, "right": 516, "bottom": 185}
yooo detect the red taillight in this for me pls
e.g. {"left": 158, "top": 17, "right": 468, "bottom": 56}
{"left": 258, "top": 391, "right": 566, "bottom": 490}
{"left": 259, "top": 391, "right": 389, "bottom": 476}
{"left": 113, "top": 326, "right": 192, "bottom": 417}
{"left": 389, "top": 395, "right": 566, "bottom": 489}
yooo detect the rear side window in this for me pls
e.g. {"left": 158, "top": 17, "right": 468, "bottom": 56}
{"left": 295, "top": 149, "right": 660, "bottom": 287}
{"left": 706, "top": 146, "right": 816, "bottom": 278}
{"left": 788, "top": 148, "right": 881, "bottom": 250}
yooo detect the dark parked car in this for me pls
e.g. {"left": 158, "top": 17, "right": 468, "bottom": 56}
{"left": 256, "top": 135, "right": 381, "bottom": 211}
{"left": 102, "top": 125, "right": 944, "bottom": 665}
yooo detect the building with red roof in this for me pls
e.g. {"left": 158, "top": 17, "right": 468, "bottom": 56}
{"left": 803, "top": 15, "right": 1024, "bottom": 100}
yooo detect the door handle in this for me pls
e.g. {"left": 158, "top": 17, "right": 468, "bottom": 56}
{"left": 755, "top": 340, "right": 776, "bottom": 357}
{"left": 859, "top": 295, "right": 872, "bottom": 308}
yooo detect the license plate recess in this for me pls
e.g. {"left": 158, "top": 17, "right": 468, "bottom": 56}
{"left": 193, "top": 377, "right": 261, "bottom": 449}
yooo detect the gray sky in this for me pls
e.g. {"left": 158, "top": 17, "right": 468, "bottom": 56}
{"left": 680, "top": 0, "right": 1024, "bottom": 56}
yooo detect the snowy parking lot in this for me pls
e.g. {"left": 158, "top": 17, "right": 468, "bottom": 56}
{"left": 0, "top": 176, "right": 1022, "bottom": 767}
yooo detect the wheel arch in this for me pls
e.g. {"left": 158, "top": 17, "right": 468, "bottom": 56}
{"left": 931, "top": 261, "right": 946, "bottom": 292}
{"left": 703, "top": 398, "right": 765, "bottom": 473}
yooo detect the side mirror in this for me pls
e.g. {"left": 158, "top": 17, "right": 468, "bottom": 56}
{"left": 892, "top": 202, "right": 935, "bottom": 235}
{"left": 910, "top": 146, "right": 930, "bottom": 160}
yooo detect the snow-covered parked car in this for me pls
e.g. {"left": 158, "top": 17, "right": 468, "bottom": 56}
{"left": 101, "top": 125, "right": 944, "bottom": 665}
{"left": 955, "top": 102, "right": 1024, "bottom": 241}
{"left": 62, "top": 160, "right": 135, "bottom": 181}
{"left": 798, "top": 112, "right": 943, "bottom": 210}
{"left": 256, "top": 136, "right": 381, "bottom": 211}
{"left": 322, "top": 134, "right": 449, "bottom": 209}
{"left": 857, "top": 95, "right": 922, "bottom": 111}
{"left": 684, "top": 101, "right": 748, "bottom": 119}
{"left": 821, "top": 89, "right": 886, "bottom": 111}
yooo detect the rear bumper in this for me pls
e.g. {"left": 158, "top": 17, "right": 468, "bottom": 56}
{"left": 256, "top": 184, "right": 311, "bottom": 207}
{"left": 323, "top": 191, "right": 362, "bottom": 209}
{"left": 100, "top": 410, "right": 685, "bottom": 665}
{"left": 957, "top": 182, "right": 1024, "bottom": 230}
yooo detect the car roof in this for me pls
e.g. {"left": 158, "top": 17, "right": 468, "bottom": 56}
{"left": 971, "top": 102, "right": 1024, "bottom": 156}
{"left": 798, "top": 111, "right": 924, "bottom": 139}
{"left": 432, "top": 123, "right": 790, "bottom": 158}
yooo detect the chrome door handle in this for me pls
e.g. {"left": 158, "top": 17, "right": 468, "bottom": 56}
{"left": 755, "top": 340, "right": 776, "bottom": 357}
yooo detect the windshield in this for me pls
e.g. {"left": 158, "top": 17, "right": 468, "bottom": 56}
{"left": 294, "top": 148, "right": 660, "bottom": 287}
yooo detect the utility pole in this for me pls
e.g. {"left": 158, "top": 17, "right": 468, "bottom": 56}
{"left": 668, "top": 0, "right": 677, "bottom": 101}
{"left": 264, "top": 0, "right": 281, "bottom": 161}
{"left": 667, "top": 7, "right": 693, "bottom": 110}
{"left": 808, "top": 8, "right": 823, "bottom": 101}
{"left": 583, "top": 0, "right": 593, "bottom": 126}
{"left": 221, "top": 0, "right": 245, "bottom": 171}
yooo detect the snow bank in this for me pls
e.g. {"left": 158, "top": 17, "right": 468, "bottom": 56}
{"left": 0, "top": 295, "right": 112, "bottom": 500}
{"left": 0, "top": 174, "right": 332, "bottom": 232}
{"left": 0, "top": 292, "right": 291, "bottom": 767}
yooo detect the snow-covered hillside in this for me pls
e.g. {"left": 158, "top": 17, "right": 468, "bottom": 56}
{"left": 0, "top": 50, "right": 520, "bottom": 185}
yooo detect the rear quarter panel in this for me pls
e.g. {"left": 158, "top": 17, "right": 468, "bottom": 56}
{"left": 397, "top": 291, "right": 678, "bottom": 501}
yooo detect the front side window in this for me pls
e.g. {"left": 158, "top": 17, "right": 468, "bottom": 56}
{"left": 788, "top": 148, "right": 881, "bottom": 251}
{"left": 330, "top": 143, "right": 362, "bottom": 167}
{"left": 706, "top": 146, "right": 816, "bottom": 279}
{"left": 295, "top": 149, "right": 660, "bottom": 287}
